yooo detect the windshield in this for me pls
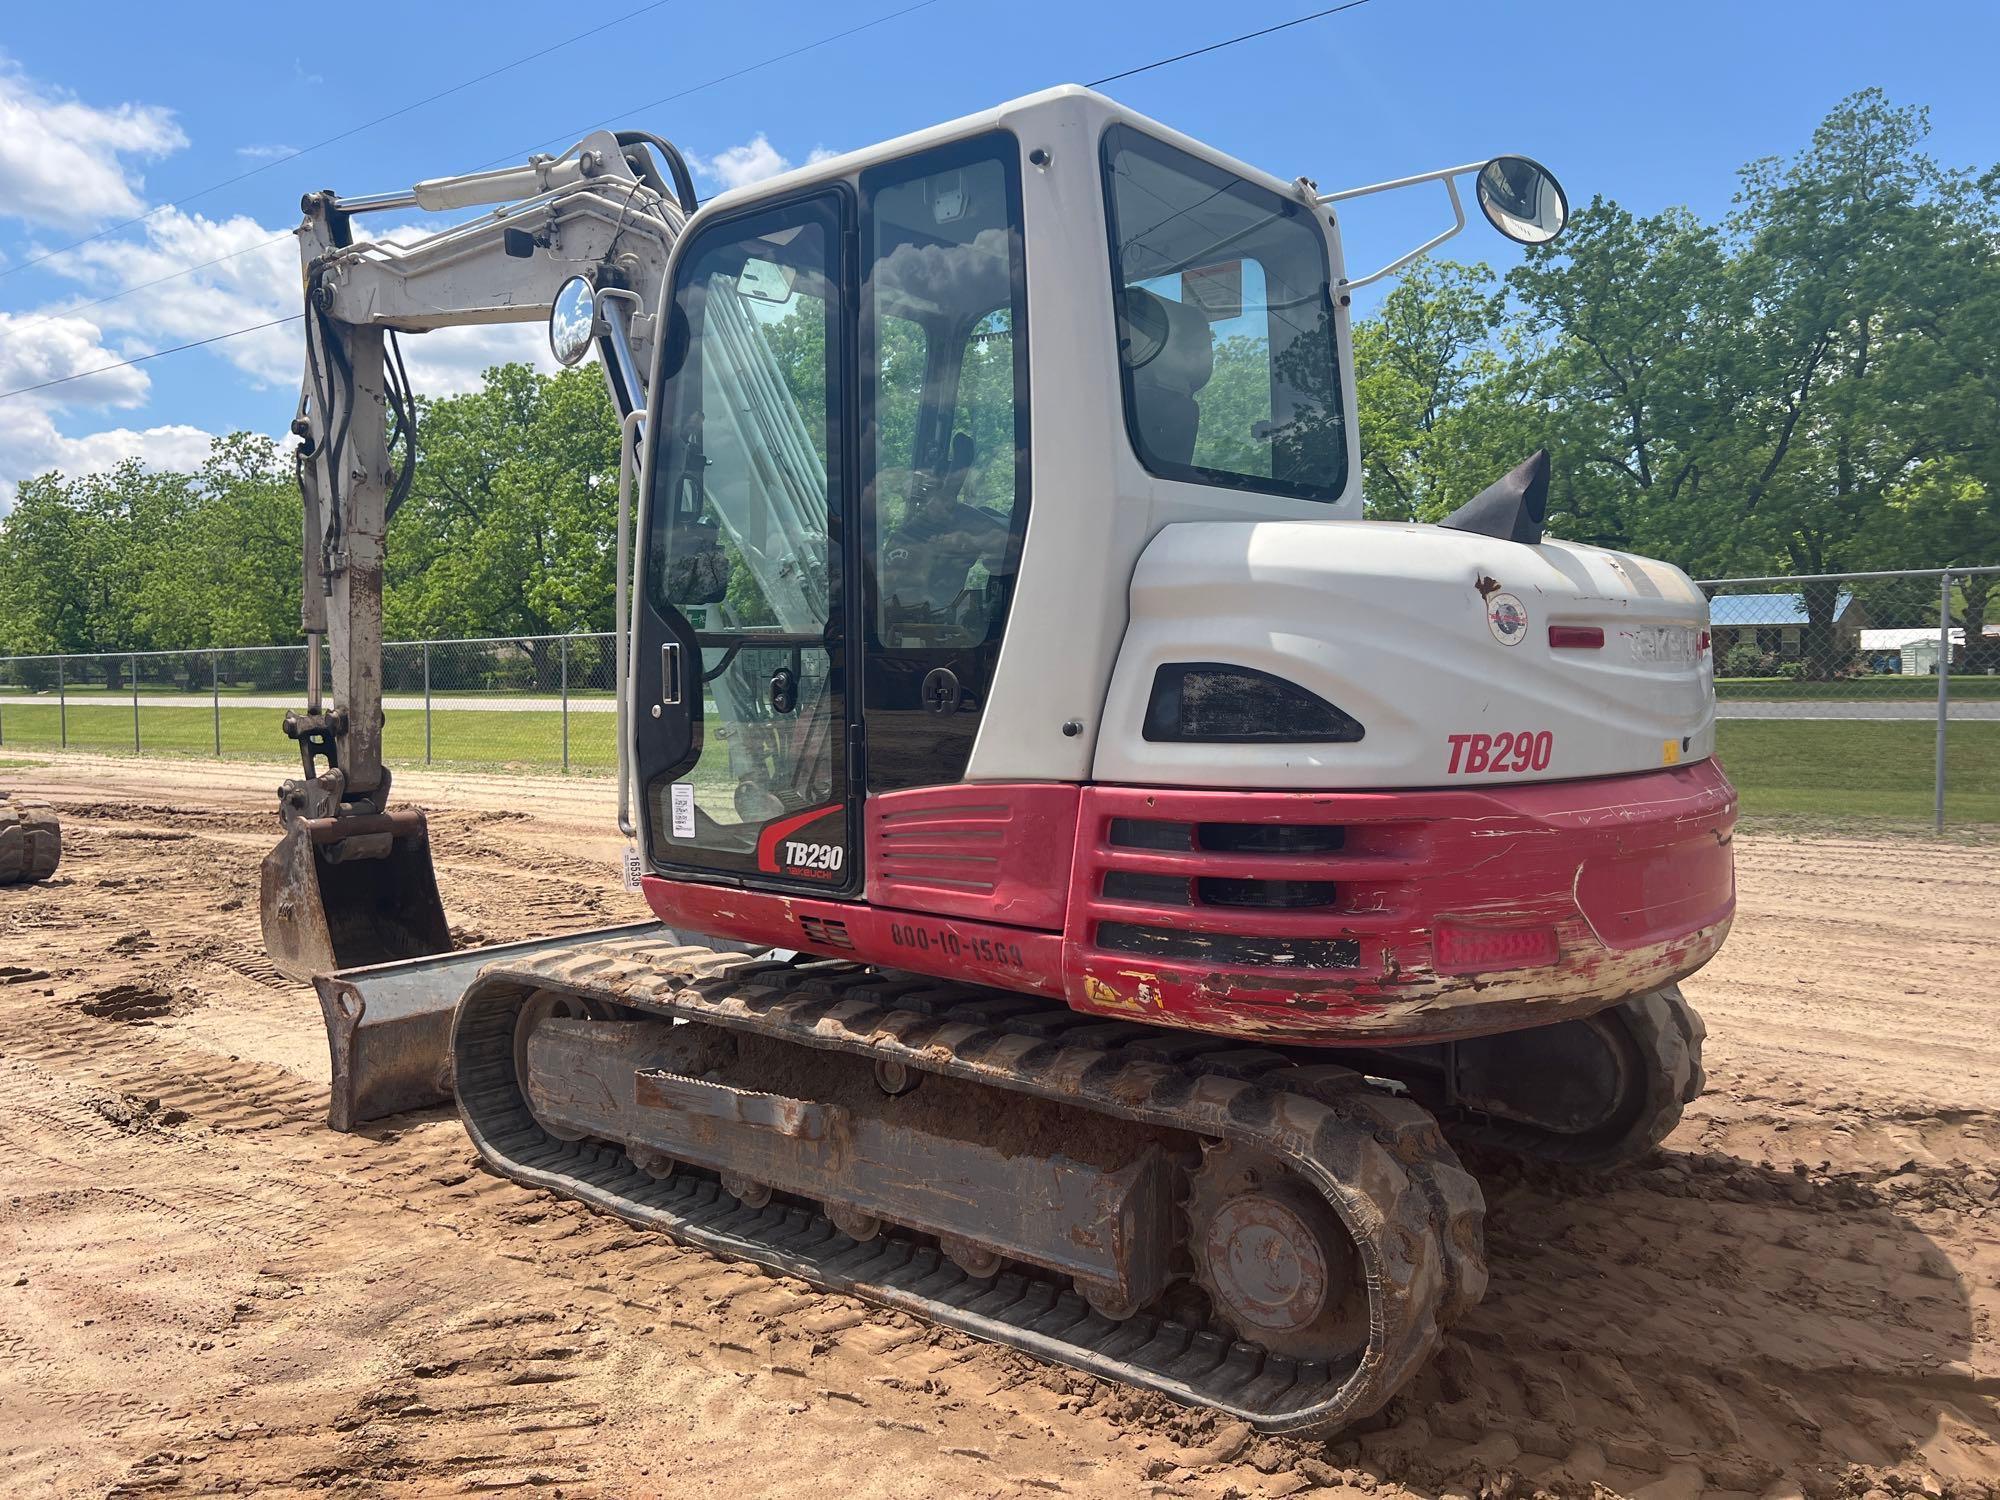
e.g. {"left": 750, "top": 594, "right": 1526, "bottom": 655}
{"left": 1101, "top": 123, "right": 1349, "bottom": 502}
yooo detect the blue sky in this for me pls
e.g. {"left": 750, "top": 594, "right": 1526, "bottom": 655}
{"left": 2, "top": 0, "right": 1996, "bottom": 502}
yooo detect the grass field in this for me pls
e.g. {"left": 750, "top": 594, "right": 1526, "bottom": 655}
{"left": 3, "top": 702, "right": 1993, "bottom": 828}
{"left": 1716, "top": 719, "right": 1999, "bottom": 826}
{"left": 3, "top": 684, "right": 616, "bottom": 701}
{"left": 1716, "top": 675, "right": 2000, "bottom": 700}
{"left": 0, "top": 703, "right": 617, "bottom": 770}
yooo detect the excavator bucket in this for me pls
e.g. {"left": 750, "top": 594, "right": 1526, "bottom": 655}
{"left": 260, "top": 810, "right": 452, "bottom": 982}
{"left": 312, "top": 922, "right": 671, "bottom": 1130}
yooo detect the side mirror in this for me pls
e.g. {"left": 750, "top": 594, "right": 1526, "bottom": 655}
{"left": 549, "top": 276, "right": 601, "bottom": 366}
{"left": 1475, "top": 156, "right": 1569, "bottom": 245}
{"left": 1322, "top": 153, "right": 1573, "bottom": 290}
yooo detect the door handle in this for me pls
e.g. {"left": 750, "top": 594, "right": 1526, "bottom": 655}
{"left": 661, "top": 641, "right": 683, "bottom": 706}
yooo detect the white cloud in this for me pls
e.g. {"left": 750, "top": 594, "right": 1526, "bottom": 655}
{"left": 0, "top": 306, "right": 219, "bottom": 505}
{"left": 235, "top": 143, "right": 298, "bottom": 161}
{"left": 0, "top": 59, "right": 186, "bottom": 230}
{"left": 0, "top": 308, "right": 151, "bottom": 410}
{"left": 394, "top": 321, "right": 558, "bottom": 397}
{"left": 54, "top": 208, "right": 299, "bottom": 382}
{"left": 688, "top": 135, "right": 842, "bottom": 193}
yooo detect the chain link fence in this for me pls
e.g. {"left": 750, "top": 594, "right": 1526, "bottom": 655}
{"left": 0, "top": 633, "right": 618, "bottom": 775}
{"left": 1702, "top": 566, "right": 1998, "bottom": 831}
{"left": 3, "top": 568, "right": 1996, "bottom": 830}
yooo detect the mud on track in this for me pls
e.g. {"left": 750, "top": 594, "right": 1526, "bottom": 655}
{"left": 2, "top": 754, "right": 1996, "bottom": 1499}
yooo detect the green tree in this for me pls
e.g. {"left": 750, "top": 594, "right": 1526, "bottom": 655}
{"left": 384, "top": 363, "right": 620, "bottom": 681}
{"left": 1350, "top": 259, "right": 1509, "bottom": 521}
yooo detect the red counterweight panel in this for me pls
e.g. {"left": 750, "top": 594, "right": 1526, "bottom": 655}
{"left": 1063, "top": 761, "right": 1736, "bottom": 1044}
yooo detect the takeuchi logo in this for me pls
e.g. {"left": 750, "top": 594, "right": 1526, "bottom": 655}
{"left": 1485, "top": 591, "right": 1529, "bottom": 646}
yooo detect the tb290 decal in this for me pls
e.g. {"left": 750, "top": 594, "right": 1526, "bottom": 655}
{"left": 1446, "top": 730, "right": 1553, "bottom": 775}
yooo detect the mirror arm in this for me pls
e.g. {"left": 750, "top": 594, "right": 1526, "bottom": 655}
{"left": 1334, "top": 176, "right": 1466, "bottom": 292}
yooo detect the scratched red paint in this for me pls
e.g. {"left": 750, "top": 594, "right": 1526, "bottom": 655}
{"left": 643, "top": 760, "right": 1737, "bottom": 1050}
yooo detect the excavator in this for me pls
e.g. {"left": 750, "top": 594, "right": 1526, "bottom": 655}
{"left": 263, "top": 86, "right": 1734, "bottom": 1436}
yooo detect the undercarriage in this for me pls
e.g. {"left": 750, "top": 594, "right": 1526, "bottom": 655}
{"left": 453, "top": 934, "right": 1705, "bottom": 1434}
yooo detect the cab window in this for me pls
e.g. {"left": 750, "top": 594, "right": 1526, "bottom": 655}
{"left": 1100, "top": 123, "right": 1349, "bottom": 502}
{"left": 864, "top": 137, "right": 1029, "bottom": 651}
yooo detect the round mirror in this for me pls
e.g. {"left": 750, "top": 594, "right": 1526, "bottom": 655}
{"left": 549, "top": 276, "right": 600, "bottom": 366}
{"left": 1475, "top": 156, "right": 1569, "bottom": 245}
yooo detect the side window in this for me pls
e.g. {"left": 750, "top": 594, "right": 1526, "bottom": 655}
{"left": 645, "top": 196, "right": 845, "bottom": 866}
{"left": 864, "top": 140, "right": 1029, "bottom": 651}
{"left": 1101, "top": 124, "right": 1349, "bottom": 502}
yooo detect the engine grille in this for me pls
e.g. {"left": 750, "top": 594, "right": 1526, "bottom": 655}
{"left": 1075, "top": 792, "right": 1429, "bottom": 978}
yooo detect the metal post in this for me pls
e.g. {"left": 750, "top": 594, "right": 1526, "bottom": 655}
{"left": 560, "top": 635, "right": 571, "bottom": 774}
{"left": 58, "top": 657, "right": 66, "bottom": 748}
{"left": 212, "top": 650, "right": 222, "bottom": 756}
{"left": 1936, "top": 570, "right": 1951, "bottom": 834}
{"left": 423, "top": 641, "right": 432, "bottom": 765}
{"left": 131, "top": 654, "right": 140, "bottom": 753}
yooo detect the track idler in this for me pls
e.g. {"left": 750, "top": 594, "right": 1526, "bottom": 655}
{"left": 450, "top": 938, "right": 1488, "bottom": 1435}
{"left": 1375, "top": 987, "right": 1708, "bottom": 1170}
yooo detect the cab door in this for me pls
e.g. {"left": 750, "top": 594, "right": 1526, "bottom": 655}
{"left": 635, "top": 189, "right": 856, "bottom": 892}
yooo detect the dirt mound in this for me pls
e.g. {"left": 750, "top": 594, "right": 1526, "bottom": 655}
{"left": 87, "top": 1093, "right": 192, "bottom": 1132}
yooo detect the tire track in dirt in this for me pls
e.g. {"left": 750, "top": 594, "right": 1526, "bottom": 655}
{"left": 4, "top": 786, "right": 1997, "bottom": 1497}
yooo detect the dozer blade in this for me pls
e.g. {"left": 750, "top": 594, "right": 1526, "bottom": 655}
{"left": 260, "top": 810, "right": 453, "bottom": 982}
{"left": 313, "top": 921, "right": 673, "bottom": 1130}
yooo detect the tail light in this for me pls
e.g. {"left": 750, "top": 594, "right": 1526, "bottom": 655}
{"left": 1547, "top": 625, "right": 1604, "bottom": 649}
{"left": 1432, "top": 920, "right": 1560, "bottom": 975}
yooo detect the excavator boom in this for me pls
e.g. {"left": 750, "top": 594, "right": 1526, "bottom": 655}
{"left": 260, "top": 131, "right": 692, "bottom": 980}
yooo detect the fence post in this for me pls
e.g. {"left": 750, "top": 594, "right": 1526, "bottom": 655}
{"left": 58, "top": 657, "right": 66, "bottom": 749}
{"left": 1935, "top": 569, "right": 1951, "bottom": 834}
{"left": 423, "top": 641, "right": 432, "bottom": 765}
{"left": 212, "top": 650, "right": 222, "bottom": 756}
{"left": 131, "top": 654, "right": 140, "bottom": 753}
{"left": 560, "top": 635, "right": 571, "bottom": 774}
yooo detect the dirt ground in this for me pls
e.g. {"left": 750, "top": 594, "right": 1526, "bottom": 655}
{"left": 2, "top": 753, "right": 1995, "bottom": 1500}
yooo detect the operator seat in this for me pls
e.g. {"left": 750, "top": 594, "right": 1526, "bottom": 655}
{"left": 1118, "top": 285, "right": 1216, "bottom": 467}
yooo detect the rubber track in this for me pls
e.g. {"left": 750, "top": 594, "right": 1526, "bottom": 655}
{"left": 451, "top": 938, "right": 1486, "bottom": 1435}
{"left": 0, "top": 798, "right": 60, "bottom": 885}
{"left": 1448, "top": 986, "right": 1706, "bottom": 1170}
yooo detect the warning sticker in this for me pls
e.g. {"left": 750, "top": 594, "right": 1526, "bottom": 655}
{"left": 670, "top": 782, "right": 696, "bottom": 840}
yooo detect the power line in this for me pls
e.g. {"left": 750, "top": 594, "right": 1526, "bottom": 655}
{"left": 1087, "top": 0, "right": 1375, "bottom": 87}
{"left": 0, "top": 0, "right": 950, "bottom": 350}
{"left": 0, "top": 0, "right": 680, "bottom": 284}
{"left": 0, "top": 0, "right": 1383, "bottom": 403}
{"left": 0, "top": 316, "right": 304, "bottom": 402}
{"left": 9, "top": 234, "right": 294, "bottom": 334}
{"left": 480, "top": 0, "right": 948, "bottom": 172}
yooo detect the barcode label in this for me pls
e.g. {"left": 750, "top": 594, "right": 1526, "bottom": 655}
{"left": 621, "top": 846, "right": 643, "bottom": 891}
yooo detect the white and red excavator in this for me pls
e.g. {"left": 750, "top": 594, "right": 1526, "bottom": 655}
{"left": 261, "top": 86, "right": 1734, "bottom": 1435}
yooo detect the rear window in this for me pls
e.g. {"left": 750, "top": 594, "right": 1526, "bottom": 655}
{"left": 1100, "top": 124, "right": 1348, "bottom": 502}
